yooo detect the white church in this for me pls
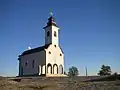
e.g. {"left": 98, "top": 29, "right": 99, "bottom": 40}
{"left": 18, "top": 13, "right": 65, "bottom": 77}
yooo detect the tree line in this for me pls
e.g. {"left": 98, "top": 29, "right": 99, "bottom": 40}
{"left": 65, "top": 65, "right": 119, "bottom": 76}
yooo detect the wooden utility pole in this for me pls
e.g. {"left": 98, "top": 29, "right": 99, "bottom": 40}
{"left": 85, "top": 66, "right": 88, "bottom": 76}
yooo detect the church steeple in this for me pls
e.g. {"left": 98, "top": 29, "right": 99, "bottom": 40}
{"left": 43, "top": 12, "right": 58, "bottom": 29}
{"left": 43, "top": 12, "right": 59, "bottom": 46}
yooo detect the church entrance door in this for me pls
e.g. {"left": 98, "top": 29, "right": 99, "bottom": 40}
{"left": 47, "top": 63, "right": 52, "bottom": 74}
{"left": 53, "top": 64, "right": 58, "bottom": 74}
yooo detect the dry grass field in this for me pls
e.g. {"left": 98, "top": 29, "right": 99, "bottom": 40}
{"left": 0, "top": 76, "right": 120, "bottom": 90}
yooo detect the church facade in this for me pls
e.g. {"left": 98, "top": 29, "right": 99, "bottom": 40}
{"left": 18, "top": 13, "right": 64, "bottom": 77}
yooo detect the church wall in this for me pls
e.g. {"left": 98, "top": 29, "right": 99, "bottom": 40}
{"left": 45, "top": 26, "right": 52, "bottom": 45}
{"left": 20, "top": 50, "right": 46, "bottom": 75}
{"left": 51, "top": 26, "right": 59, "bottom": 46}
{"left": 46, "top": 44, "right": 64, "bottom": 75}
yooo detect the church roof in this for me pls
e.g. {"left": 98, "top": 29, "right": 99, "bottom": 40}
{"left": 21, "top": 44, "right": 51, "bottom": 56}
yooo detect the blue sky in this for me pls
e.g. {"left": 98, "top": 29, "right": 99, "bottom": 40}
{"left": 0, "top": 0, "right": 120, "bottom": 76}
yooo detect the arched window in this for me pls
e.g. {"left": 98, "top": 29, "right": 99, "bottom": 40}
{"left": 58, "top": 64, "right": 63, "bottom": 74}
{"left": 25, "top": 61, "right": 28, "bottom": 67}
{"left": 32, "top": 60, "right": 35, "bottom": 68}
{"left": 47, "top": 31, "right": 50, "bottom": 37}
{"left": 54, "top": 31, "right": 57, "bottom": 37}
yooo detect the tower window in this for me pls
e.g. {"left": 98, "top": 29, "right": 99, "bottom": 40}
{"left": 47, "top": 31, "right": 50, "bottom": 37}
{"left": 54, "top": 45, "right": 56, "bottom": 47}
{"left": 32, "top": 60, "right": 35, "bottom": 68}
{"left": 49, "top": 51, "right": 51, "bottom": 54}
{"left": 54, "top": 31, "right": 57, "bottom": 37}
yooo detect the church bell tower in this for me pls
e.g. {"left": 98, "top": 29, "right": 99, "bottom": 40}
{"left": 43, "top": 12, "right": 59, "bottom": 46}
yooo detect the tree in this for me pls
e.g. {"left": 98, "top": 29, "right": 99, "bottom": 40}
{"left": 113, "top": 72, "right": 118, "bottom": 76}
{"left": 98, "top": 65, "right": 112, "bottom": 76}
{"left": 68, "top": 66, "right": 79, "bottom": 76}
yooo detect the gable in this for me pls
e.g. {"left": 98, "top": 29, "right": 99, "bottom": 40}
{"left": 59, "top": 46, "right": 64, "bottom": 54}
{"left": 45, "top": 44, "right": 64, "bottom": 55}
{"left": 21, "top": 44, "right": 51, "bottom": 56}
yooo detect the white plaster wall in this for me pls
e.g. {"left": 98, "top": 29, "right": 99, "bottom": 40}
{"left": 42, "top": 65, "right": 46, "bottom": 74}
{"left": 52, "top": 26, "right": 59, "bottom": 46}
{"left": 38, "top": 65, "right": 41, "bottom": 75}
{"left": 20, "top": 50, "right": 46, "bottom": 75}
{"left": 45, "top": 44, "right": 64, "bottom": 74}
{"left": 45, "top": 26, "right": 52, "bottom": 45}
{"left": 44, "top": 26, "right": 59, "bottom": 46}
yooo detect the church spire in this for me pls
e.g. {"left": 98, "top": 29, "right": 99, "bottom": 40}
{"left": 43, "top": 12, "right": 58, "bottom": 29}
{"left": 50, "top": 11, "right": 53, "bottom": 17}
{"left": 43, "top": 12, "right": 60, "bottom": 46}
